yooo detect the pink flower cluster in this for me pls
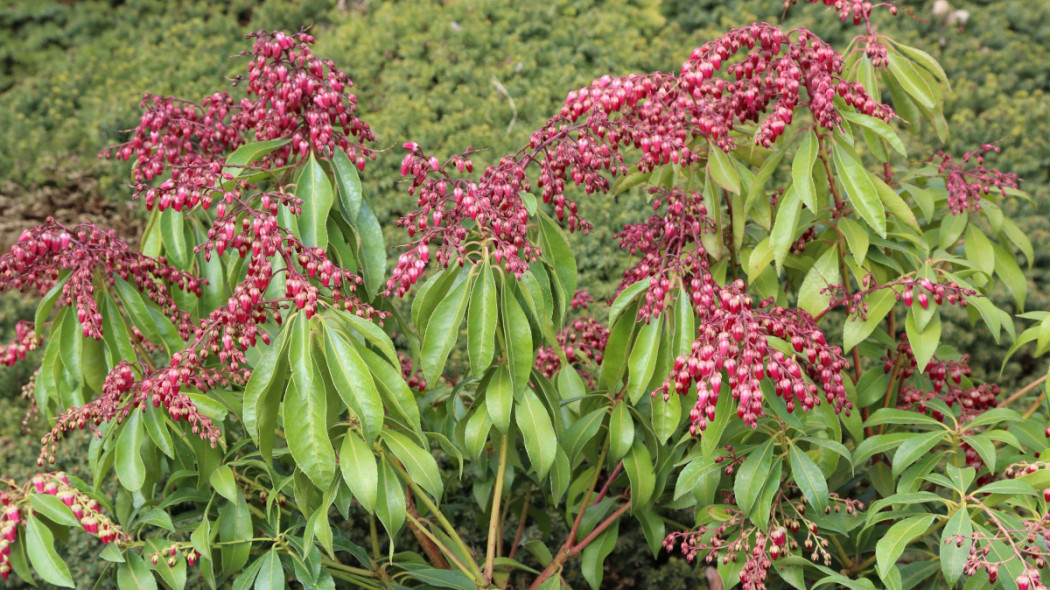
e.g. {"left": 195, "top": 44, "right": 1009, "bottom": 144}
{"left": 0, "top": 321, "right": 40, "bottom": 367}
{"left": 888, "top": 341, "right": 999, "bottom": 420}
{"left": 0, "top": 220, "right": 200, "bottom": 340}
{"left": 656, "top": 277, "right": 851, "bottom": 433}
{"left": 103, "top": 29, "right": 375, "bottom": 213}
{"left": 387, "top": 24, "right": 893, "bottom": 297}
{"left": 535, "top": 317, "right": 610, "bottom": 387}
{"left": 783, "top": 0, "right": 900, "bottom": 66}
{"left": 1, "top": 472, "right": 127, "bottom": 580}
{"left": 934, "top": 144, "right": 1021, "bottom": 215}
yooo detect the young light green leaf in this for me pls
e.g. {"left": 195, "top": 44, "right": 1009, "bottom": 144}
{"left": 563, "top": 408, "right": 606, "bottom": 466}
{"left": 887, "top": 51, "right": 936, "bottom": 109}
{"left": 26, "top": 514, "right": 75, "bottom": 587}
{"left": 209, "top": 465, "right": 238, "bottom": 503}
{"left": 242, "top": 326, "right": 289, "bottom": 461}
{"left": 253, "top": 548, "right": 286, "bottom": 590}
{"left": 833, "top": 142, "right": 886, "bottom": 238}
{"left": 322, "top": 323, "right": 384, "bottom": 443}
{"left": 792, "top": 130, "right": 819, "bottom": 211}
{"left": 905, "top": 308, "right": 941, "bottom": 373}
{"left": 468, "top": 266, "right": 497, "bottom": 375}
{"left": 340, "top": 430, "right": 379, "bottom": 512}
{"left": 797, "top": 246, "right": 841, "bottom": 317}
{"left": 843, "top": 288, "right": 895, "bottom": 352}
{"left": 892, "top": 430, "right": 948, "bottom": 478}
{"left": 295, "top": 153, "right": 334, "bottom": 251}
{"left": 160, "top": 208, "right": 190, "bottom": 268}
{"left": 332, "top": 147, "right": 364, "bottom": 221}
{"left": 537, "top": 212, "right": 578, "bottom": 308}
{"left": 383, "top": 429, "right": 443, "bottom": 500}
{"left": 515, "top": 388, "right": 557, "bottom": 480}
{"left": 840, "top": 111, "right": 908, "bottom": 157}
{"left": 420, "top": 271, "right": 473, "bottom": 386}
{"left": 839, "top": 218, "right": 870, "bottom": 266}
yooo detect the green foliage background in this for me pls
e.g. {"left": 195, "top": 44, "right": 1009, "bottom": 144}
{"left": 1, "top": 0, "right": 1047, "bottom": 586}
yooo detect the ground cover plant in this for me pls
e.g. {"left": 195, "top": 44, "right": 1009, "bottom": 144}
{"left": 1, "top": 1, "right": 1049, "bottom": 589}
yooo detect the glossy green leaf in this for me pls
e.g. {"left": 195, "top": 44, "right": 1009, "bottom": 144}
{"left": 770, "top": 185, "right": 802, "bottom": 271}
{"left": 581, "top": 520, "right": 618, "bottom": 590}
{"left": 797, "top": 246, "right": 841, "bottom": 317}
{"left": 607, "top": 280, "right": 648, "bottom": 329}
{"left": 221, "top": 138, "right": 290, "bottom": 181}
{"left": 209, "top": 466, "right": 238, "bottom": 503}
{"left": 905, "top": 308, "right": 941, "bottom": 373}
{"left": 26, "top": 514, "right": 74, "bottom": 587}
{"left": 789, "top": 445, "right": 829, "bottom": 513}
{"left": 626, "top": 316, "right": 662, "bottom": 403}
{"left": 940, "top": 508, "right": 971, "bottom": 586}
{"left": 887, "top": 51, "right": 935, "bottom": 109}
{"left": 118, "top": 552, "right": 158, "bottom": 590}
{"left": 652, "top": 393, "right": 682, "bottom": 444}
{"left": 29, "top": 494, "right": 79, "bottom": 528}
{"left": 833, "top": 142, "right": 886, "bottom": 238}
{"left": 322, "top": 323, "right": 384, "bottom": 443}
{"left": 609, "top": 402, "right": 635, "bottom": 463}
{"left": 843, "top": 289, "right": 895, "bottom": 352}
{"left": 115, "top": 409, "right": 147, "bottom": 491}
{"left": 792, "top": 130, "right": 819, "bottom": 210}
{"left": 735, "top": 438, "right": 775, "bottom": 517}
{"left": 464, "top": 400, "right": 492, "bottom": 461}
{"left": 537, "top": 212, "right": 578, "bottom": 311}
{"left": 242, "top": 326, "right": 289, "bottom": 461}
{"left": 340, "top": 430, "right": 379, "bottom": 512}
{"left": 420, "top": 271, "right": 472, "bottom": 386}
{"left": 563, "top": 407, "right": 606, "bottom": 466}
{"left": 160, "top": 208, "right": 190, "bottom": 268}
{"left": 218, "top": 491, "right": 253, "bottom": 574}
{"left": 840, "top": 110, "right": 908, "bottom": 157}
{"left": 623, "top": 442, "right": 655, "bottom": 509}
{"left": 486, "top": 364, "right": 514, "bottom": 434}
{"left": 253, "top": 548, "right": 285, "bottom": 590}
{"left": 375, "top": 459, "right": 406, "bottom": 537}
{"left": 892, "top": 430, "right": 948, "bottom": 478}
{"left": 876, "top": 514, "right": 935, "bottom": 582}
{"left": 501, "top": 278, "right": 533, "bottom": 397}
{"left": 515, "top": 388, "right": 557, "bottom": 480}
{"left": 383, "top": 429, "right": 443, "bottom": 500}
{"left": 285, "top": 315, "right": 336, "bottom": 490}
{"left": 295, "top": 153, "right": 334, "bottom": 250}
{"left": 468, "top": 265, "right": 497, "bottom": 375}
{"left": 708, "top": 140, "right": 741, "bottom": 193}
{"left": 332, "top": 146, "right": 363, "bottom": 221}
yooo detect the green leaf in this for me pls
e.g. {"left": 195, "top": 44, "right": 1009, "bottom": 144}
{"left": 327, "top": 307, "right": 398, "bottom": 365}
{"left": 486, "top": 365, "right": 514, "bottom": 434}
{"left": 770, "top": 185, "right": 802, "bottom": 271}
{"left": 940, "top": 508, "right": 972, "bottom": 586}
{"left": 383, "top": 429, "right": 443, "bottom": 500}
{"left": 905, "top": 308, "right": 941, "bottom": 373}
{"left": 708, "top": 141, "right": 741, "bottom": 193}
{"left": 833, "top": 142, "right": 886, "bottom": 238}
{"left": 118, "top": 552, "right": 159, "bottom": 590}
{"left": 844, "top": 289, "right": 895, "bottom": 352}
{"left": 242, "top": 327, "right": 289, "bottom": 461}
{"left": 285, "top": 315, "right": 336, "bottom": 490}
{"left": 992, "top": 242, "right": 1027, "bottom": 310}
{"left": 295, "top": 153, "right": 334, "bottom": 251}
{"left": 839, "top": 217, "right": 870, "bottom": 266}
{"left": 609, "top": 402, "right": 635, "bottom": 463}
{"left": 115, "top": 409, "right": 147, "bottom": 491}
{"left": 160, "top": 207, "right": 190, "bottom": 269}
{"left": 870, "top": 173, "right": 921, "bottom": 232}
{"left": 332, "top": 147, "right": 363, "bottom": 221}
{"left": 607, "top": 280, "right": 648, "bottom": 328}
{"left": 420, "top": 270, "right": 472, "bottom": 386}
{"left": 797, "top": 246, "right": 841, "bottom": 317}
{"left": 623, "top": 442, "right": 655, "bottom": 509}
{"left": 626, "top": 316, "right": 662, "bottom": 403}
{"left": 581, "top": 520, "right": 619, "bottom": 590}
{"left": 322, "top": 323, "right": 384, "bottom": 443}
{"left": 876, "top": 514, "right": 936, "bottom": 582}
{"left": 375, "top": 459, "right": 406, "bottom": 537}
{"left": 401, "top": 564, "right": 476, "bottom": 589}
{"left": 537, "top": 212, "right": 578, "bottom": 313}
{"left": 29, "top": 494, "right": 79, "bottom": 528}
{"left": 735, "top": 438, "right": 775, "bottom": 517}
{"left": 515, "top": 388, "right": 557, "bottom": 480}
{"left": 222, "top": 138, "right": 290, "bottom": 182}
{"left": 468, "top": 265, "right": 497, "bottom": 375}
{"left": 209, "top": 466, "right": 238, "bottom": 503}
{"left": 253, "top": 549, "right": 286, "bottom": 590}
{"left": 892, "top": 430, "right": 948, "bottom": 478}
{"left": 501, "top": 278, "right": 534, "bottom": 397}
{"left": 973, "top": 479, "right": 1036, "bottom": 497}
{"left": 792, "top": 130, "right": 819, "bottom": 211}
{"left": 887, "top": 51, "right": 936, "bottom": 109}
{"left": 841, "top": 111, "right": 908, "bottom": 157}
{"left": 961, "top": 434, "right": 997, "bottom": 474}
{"left": 464, "top": 400, "right": 493, "bottom": 461}
{"left": 218, "top": 492, "right": 253, "bottom": 575}
{"left": 340, "top": 430, "right": 379, "bottom": 512}
{"left": 25, "top": 514, "right": 74, "bottom": 587}
{"left": 789, "top": 445, "right": 829, "bottom": 513}
{"left": 652, "top": 393, "right": 682, "bottom": 444}
{"left": 563, "top": 408, "right": 607, "bottom": 466}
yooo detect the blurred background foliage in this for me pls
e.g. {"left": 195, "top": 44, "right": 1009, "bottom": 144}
{"left": 1, "top": 0, "right": 1047, "bottom": 586}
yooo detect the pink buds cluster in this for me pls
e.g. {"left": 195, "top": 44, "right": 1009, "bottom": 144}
{"left": 0, "top": 220, "right": 200, "bottom": 340}
{"left": 953, "top": 506, "right": 1050, "bottom": 590}
{"left": 399, "top": 352, "right": 428, "bottom": 393}
{"left": 570, "top": 289, "right": 594, "bottom": 311}
{"left": 656, "top": 276, "right": 850, "bottom": 434}
{"left": 897, "top": 276, "right": 975, "bottom": 310}
{"left": 614, "top": 187, "right": 713, "bottom": 322}
{"left": 783, "top": 1, "right": 899, "bottom": 66}
{"left": 535, "top": 317, "right": 610, "bottom": 386}
{"left": 1, "top": 472, "right": 128, "bottom": 579}
{"left": 104, "top": 29, "right": 375, "bottom": 212}
{"left": 934, "top": 144, "right": 1021, "bottom": 215}
{"left": 0, "top": 321, "right": 40, "bottom": 367}
{"left": 888, "top": 341, "right": 999, "bottom": 420}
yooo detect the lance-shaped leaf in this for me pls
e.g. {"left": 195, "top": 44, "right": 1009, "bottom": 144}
{"left": 322, "top": 323, "right": 384, "bottom": 443}
{"left": 792, "top": 130, "right": 819, "bottom": 211}
{"left": 420, "top": 270, "right": 473, "bottom": 386}
{"left": 623, "top": 442, "right": 655, "bottom": 509}
{"left": 376, "top": 459, "right": 406, "bottom": 537}
{"left": 501, "top": 276, "right": 534, "bottom": 397}
{"left": 876, "top": 514, "right": 936, "bottom": 583}
{"left": 486, "top": 364, "right": 514, "bottom": 434}
{"left": 117, "top": 552, "right": 158, "bottom": 590}
{"left": 770, "top": 186, "right": 802, "bottom": 272}
{"left": 340, "top": 430, "right": 379, "bottom": 512}
{"left": 115, "top": 409, "right": 147, "bottom": 491}
{"left": 332, "top": 147, "right": 386, "bottom": 297}
{"left": 284, "top": 315, "right": 336, "bottom": 490}
{"left": 515, "top": 388, "right": 557, "bottom": 480}
{"left": 26, "top": 515, "right": 75, "bottom": 587}
{"left": 789, "top": 445, "right": 829, "bottom": 514}
{"left": 295, "top": 153, "right": 334, "bottom": 251}
{"left": 609, "top": 402, "right": 635, "bottom": 463}
{"left": 383, "top": 429, "right": 443, "bottom": 500}
{"left": 626, "top": 316, "right": 662, "bottom": 404}
{"left": 242, "top": 326, "right": 290, "bottom": 460}
{"left": 833, "top": 142, "right": 886, "bottom": 238}
{"left": 468, "top": 265, "right": 497, "bottom": 375}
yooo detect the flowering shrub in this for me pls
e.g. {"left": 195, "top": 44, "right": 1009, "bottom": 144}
{"left": 1, "top": 3, "right": 1048, "bottom": 589}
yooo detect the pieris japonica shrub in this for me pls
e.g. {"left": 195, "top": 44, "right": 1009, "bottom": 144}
{"left": 2, "top": 2, "right": 1048, "bottom": 589}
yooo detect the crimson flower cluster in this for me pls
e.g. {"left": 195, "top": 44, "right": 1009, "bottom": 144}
{"left": 0, "top": 321, "right": 39, "bottom": 367}
{"left": 387, "top": 23, "right": 892, "bottom": 297}
{"left": 656, "top": 276, "right": 851, "bottom": 433}
{"left": 892, "top": 347, "right": 999, "bottom": 419}
{"left": 0, "top": 220, "right": 200, "bottom": 340}
{"left": 826, "top": 274, "right": 976, "bottom": 321}
{"left": 934, "top": 144, "right": 1021, "bottom": 215}
{"left": 535, "top": 317, "right": 610, "bottom": 387}
{"left": 399, "top": 352, "right": 428, "bottom": 393}
{"left": 783, "top": 0, "right": 900, "bottom": 66}
{"left": 1, "top": 472, "right": 128, "bottom": 580}
{"left": 103, "top": 29, "right": 375, "bottom": 212}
